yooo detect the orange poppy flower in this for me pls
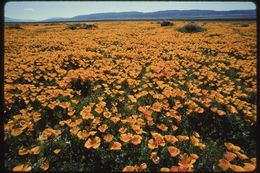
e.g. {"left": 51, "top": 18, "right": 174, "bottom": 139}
{"left": 77, "top": 130, "right": 90, "bottom": 140}
{"left": 218, "top": 159, "right": 230, "bottom": 171}
{"left": 190, "top": 136, "right": 200, "bottom": 145}
{"left": 84, "top": 136, "right": 101, "bottom": 149}
{"left": 119, "top": 127, "right": 128, "bottom": 133}
{"left": 110, "top": 141, "right": 122, "bottom": 150}
{"left": 224, "top": 142, "right": 241, "bottom": 152}
{"left": 12, "top": 164, "right": 32, "bottom": 172}
{"left": 40, "top": 161, "right": 49, "bottom": 170}
{"left": 171, "top": 125, "right": 178, "bottom": 131}
{"left": 103, "top": 134, "right": 114, "bottom": 142}
{"left": 111, "top": 116, "right": 120, "bottom": 123}
{"left": 177, "top": 135, "right": 189, "bottom": 141}
{"left": 123, "top": 166, "right": 135, "bottom": 172}
{"left": 234, "top": 151, "right": 248, "bottom": 159}
{"left": 43, "top": 128, "right": 53, "bottom": 136}
{"left": 38, "top": 134, "right": 48, "bottom": 141}
{"left": 53, "top": 149, "right": 61, "bottom": 154}
{"left": 135, "top": 163, "right": 147, "bottom": 172}
{"left": 168, "top": 146, "right": 180, "bottom": 157}
{"left": 160, "top": 168, "right": 170, "bottom": 172}
{"left": 156, "top": 123, "right": 168, "bottom": 131}
{"left": 164, "top": 135, "right": 178, "bottom": 144}
{"left": 70, "top": 126, "right": 79, "bottom": 135}
{"left": 52, "top": 129, "right": 61, "bottom": 136}
{"left": 98, "top": 124, "right": 108, "bottom": 133}
{"left": 224, "top": 151, "right": 237, "bottom": 162}
{"left": 243, "top": 163, "right": 255, "bottom": 171}
{"left": 150, "top": 152, "right": 160, "bottom": 164}
{"left": 229, "top": 164, "right": 245, "bottom": 172}
{"left": 151, "top": 102, "right": 162, "bottom": 112}
{"left": 18, "top": 147, "right": 29, "bottom": 156}
{"left": 11, "top": 128, "right": 24, "bottom": 136}
{"left": 131, "top": 135, "right": 142, "bottom": 145}
{"left": 30, "top": 146, "right": 40, "bottom": 154}
{"left": 217, "top": 110, "right": 226, "bottom": 116}
{"left": 120, "top": 133, "right": 132, "bottom": 143}
{"left": 103, "top": 111, "right": 112, "bottom": 118}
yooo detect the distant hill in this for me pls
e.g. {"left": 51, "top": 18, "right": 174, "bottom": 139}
{"left": 5, "top": 9, "right": 256, "bottom": 22}
{"left": 5, "top": 17, "right": 37, "bottom": 23}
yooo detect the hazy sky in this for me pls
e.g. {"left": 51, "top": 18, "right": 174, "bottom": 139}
{"left": 5, "top": 1, "right": 256, "bottom": 20}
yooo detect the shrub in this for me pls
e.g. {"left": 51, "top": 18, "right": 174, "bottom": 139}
{"left": 7, "top": 23, "right": 23, "bottom": 29}
{"left": 160, "top": 20, "right": 174, "bottom": 27}
{"left": 80, "top": 23, "right": 97, "bottom": 29}
{"left": 177, "top": 23, "right": 206, "bottom": 33}
{"left": 240, "top": 23, "right": 249, "bottom": 27}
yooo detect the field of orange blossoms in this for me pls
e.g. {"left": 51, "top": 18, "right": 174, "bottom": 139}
{"left": 4, "top": 21, "right": 257, "bottom": 171}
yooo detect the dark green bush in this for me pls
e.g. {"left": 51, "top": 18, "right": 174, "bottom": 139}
{"left": 177, "top": 23, "right": 206, "bottom": 33}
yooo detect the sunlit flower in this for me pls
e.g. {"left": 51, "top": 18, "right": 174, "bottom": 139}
{"left": 164, "top": 135, "right": 178, "bottom": 144}
{"left": 177, "top": 135, "right": 189, "bottom": 141}
{"left": 110, "top": 141, "right": 122, "bottom": 150}
{"left": 103, "top": 134, "right": 114, "bottom": 142}
{"left": 224, "top": 151, "right": 237, "bottom": 162}
{"left": 150, "top": 152, "right": 160, "bottom": 164}
{"left": 151, "top": 102, "right": 162, "bottom": 112}
{"left": 218, "top": 159, "right": 230, "bottom": 171}
{"left": 11, "top": 128, "right": 23, "bottom": 136}
{"left": 53, "top": 149, "right": 61, "bottom": 154}
{"left": 120, "top": 133, "right": 132, "bottom": 143}
{"left": 84, "top": 136, "right": 101, "bottom": 149}
{"left": 160, "top": 168, "right": 170, "bottom": 172}
{"left": 12, "top": 164, "right": 32, "bottom": 171}
{"left": 168, "top": 146, "right": 180, "bottom": 157}
{"left": 131, "top": 135, "right": 142, "bottom": 145}
{"left": 98, "top": 124, "right": 108, "bottom": 133}
{"left": 30, "top": 146, "right": 40, "bottom": 154}
{"left": 123, "top": 166, "right": 135, "bottom": 172}
{"left": 230, "top": 164, "right": 245, "bottom": 172}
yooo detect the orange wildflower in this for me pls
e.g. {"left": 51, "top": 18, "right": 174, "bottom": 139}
{"left": 103, "top": 134, "right": 114, "bottom": 142}
{"left": 151, "top": 102, "right": 162, "bottom": 112}
{"left": 84, "top": 136, "right": 101, "bottom": 149}
{"left": 123, "top": 166, "right": 135, "bottom": 172}
{"left": 218, "top": 159, "right": 230, "bottom": 171}
{"left": 168, "top": 146, "right": 180, "bottom": 157}
{"left": 230, "top": 164, "right": 245, "bottom": 172}
{"left": 30, "top": 146, "right": 40, "bottom": 154}
{"left": 77, "top": 130, "right": 90, "bottom": 140}
{"left": 11, "top": 128, "right": 23, "bottom": 136}
{"left": 120, "top": 133, "right": 132, "bottom": 143}
{"left": 40, "top": 161, "right": 49, "bottom": 170}
{"left": 98, "top": 124, "right": 108, "bottom": 133}
{"left": 224, "top": 151, "right": 237, "bottom": 162}
{"left": 164, "top": 135, "right": 178, "bottom": 144}
{"left": 18, "top": 147, "right": 29, "bottom": 156}
{"left": 150, "top": 152, "right": 160, "bottom": 164}
{"left": 156, "top": 123, "right": 168, "bottom": 131}
{"left": 131, "top": 135, "right": 142, "bottom": 145}
{"left": 110, "top": 141, "right": 122, "bottom": 150}
{"left": 177, "top": 135, "right": 189, "bottom": 141}
{"left": 243, "top": 163, "right": 255, "bottom": 171}
{"left": 13, "top": 164, "right": 32, "bottom": 172}
{"left": 160, "top": 168, "right": 170, "bottom": 172}
{"left": 53, "top": 149, "right": 61, "bottom": 154}
{"left": 103, "top": 111, "right": 112, "bottom": 118}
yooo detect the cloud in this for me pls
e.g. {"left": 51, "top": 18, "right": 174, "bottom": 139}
{"left": 24, "top": 8, "right": 34, "bottom": 12}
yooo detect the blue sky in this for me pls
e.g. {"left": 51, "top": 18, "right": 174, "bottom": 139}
{"left": 5, "top": 1, "right": 256, "bottom": 20}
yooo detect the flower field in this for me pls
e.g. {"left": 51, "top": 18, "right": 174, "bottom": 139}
{"left": 4, "top": 21, "right": 257, "bottom": 171}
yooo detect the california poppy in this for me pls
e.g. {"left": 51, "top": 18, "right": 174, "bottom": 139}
{"left": 110, "top": 141, "right": 122, "bottom": 150}
{"left": 168, "top": 146, "right": 180, "bottom": 157}
{"left": 84, "top": 136, "right": 101, "bottom": 149}
{"left": 12, "top": 164, "right": 32, "bottom": 172}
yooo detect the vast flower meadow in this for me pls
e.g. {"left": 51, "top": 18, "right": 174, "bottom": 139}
{"left": 4, "top": 21, "right": 257, "bottom": 171}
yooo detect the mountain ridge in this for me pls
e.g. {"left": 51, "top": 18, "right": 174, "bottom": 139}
{"left": 5, "top": 9, "right": 256, "bottom": 22}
